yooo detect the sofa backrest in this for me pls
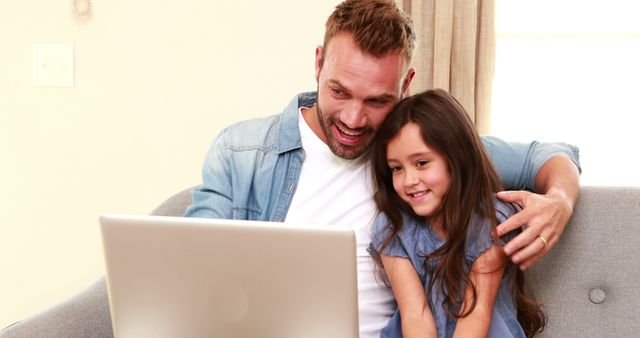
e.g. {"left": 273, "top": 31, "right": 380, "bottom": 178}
{"left": 151, "top": 187, "right": 194, "bottom": 217}
{"left": 154, "top": 186, "right": 640, "bottom": 337}
{"left": 529, "top": 186, "right": 640, "bottom": 337}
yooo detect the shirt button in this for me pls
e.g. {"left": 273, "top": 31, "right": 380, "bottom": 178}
{"left": 589, "top": 288, "right": 606, "bottom": 304}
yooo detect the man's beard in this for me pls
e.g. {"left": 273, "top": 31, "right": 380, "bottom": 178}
{"left": 315, "top": 99, "right": 371, "bottom": 160}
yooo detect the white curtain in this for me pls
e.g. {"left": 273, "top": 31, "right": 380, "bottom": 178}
{"left": 401, "top": 0, "right": 496, "bottom": 134}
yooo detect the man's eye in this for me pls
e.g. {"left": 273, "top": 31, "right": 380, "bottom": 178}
{"left": 332, "top": 88, "right": 345, "bottom": 96}
{"left": 370, "top": 99, "right": 389, "bottom": 106}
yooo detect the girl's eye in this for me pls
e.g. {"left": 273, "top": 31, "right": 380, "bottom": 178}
{"left": 389, "top": 165, "right": 402, "bottom": 173}
{"left": 416, "top": 160, "right": 429, "bottom": 167}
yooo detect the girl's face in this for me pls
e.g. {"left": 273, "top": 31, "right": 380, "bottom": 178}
{"left": 386, "top": 122, "right": 451, "bottom": 222}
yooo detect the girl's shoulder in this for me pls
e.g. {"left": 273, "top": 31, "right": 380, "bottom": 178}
{"left": 494, "top": 198, "right": 521, "bottom": 223}
{"left": 370, "top": 212, "right": 395, "bottom": 253}
{"left": 370, "top": 211, "right": 431, "bottom": 254}
{"left": 371, "top": 212, "right": 391, "bottom": 240}
{"left": 464, "top": 198, "right": 520, "bottom": 264}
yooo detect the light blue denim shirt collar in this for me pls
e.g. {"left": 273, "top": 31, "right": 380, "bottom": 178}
{"left": 276, "top": 91, "right": 317, "bottom": 154}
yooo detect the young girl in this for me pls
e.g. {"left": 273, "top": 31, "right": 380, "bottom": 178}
{"left": 369, "top": 89, "right": 545, "bottom": 338}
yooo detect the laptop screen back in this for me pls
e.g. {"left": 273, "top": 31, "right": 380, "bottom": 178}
{"left": 100, "top": 214, "right": 359, "bottom": 338}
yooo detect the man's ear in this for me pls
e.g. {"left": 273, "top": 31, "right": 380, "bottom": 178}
{"left": 401, "top": 67, "right": 416, "bottom": 97}
{"left": 315, "top": 45, "right": 323, "bottom": 82}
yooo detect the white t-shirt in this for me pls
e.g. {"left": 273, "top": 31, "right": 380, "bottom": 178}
{"left": 284, "top": 107, "right": 395, "bottom": 338}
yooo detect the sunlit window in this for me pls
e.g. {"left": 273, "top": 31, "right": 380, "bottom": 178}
{"left": 492, "top": 0, "right": 640, "bottom": 186}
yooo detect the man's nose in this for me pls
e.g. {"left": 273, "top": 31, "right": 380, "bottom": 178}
{"left": 341, "top": 101, "right": 366, "bottom": 129}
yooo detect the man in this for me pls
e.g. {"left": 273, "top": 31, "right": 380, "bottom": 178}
{"left": 1, "top": 1, "right": 579, "bottom": 337}
{"left": 185, "top": 1, "right": 579, "bottom": 337}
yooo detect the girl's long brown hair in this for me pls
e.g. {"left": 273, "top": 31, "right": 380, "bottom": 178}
{"left": 370, "top": 89, "right": 545, "bottom": 337}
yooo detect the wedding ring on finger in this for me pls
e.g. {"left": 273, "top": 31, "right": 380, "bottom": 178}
{"left": 538, "top": 235, "right": 548, "bottom": 247}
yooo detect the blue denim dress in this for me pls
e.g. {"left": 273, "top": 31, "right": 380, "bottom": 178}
{"left": 370, "top": 200, "right": 526, "bottom": 338}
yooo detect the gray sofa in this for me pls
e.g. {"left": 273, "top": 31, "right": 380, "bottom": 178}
{"left": 2, "top": 186, "right": 639, "bottom": 337}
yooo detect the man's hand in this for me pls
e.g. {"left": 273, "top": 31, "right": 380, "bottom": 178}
{"left": 495, "top": 189, "right": 573, "bottom": 270}
{"left": 496, "top": 154, "right": 580, "bottom": 270}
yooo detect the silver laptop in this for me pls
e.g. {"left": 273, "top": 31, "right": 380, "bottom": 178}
{"left": 100, "top": 214, "right": 359, "bottom": 338}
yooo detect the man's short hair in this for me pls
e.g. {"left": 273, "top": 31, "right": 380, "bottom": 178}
{"left": 323, "top": 0, "right": 415, "bottom": 63}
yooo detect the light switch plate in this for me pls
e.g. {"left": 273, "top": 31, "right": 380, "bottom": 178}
{"left": 32, "top": 43, "right": 74, "bottom": 87}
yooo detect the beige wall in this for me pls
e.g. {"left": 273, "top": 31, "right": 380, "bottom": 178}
{"left": 0, "top": 0, "right": 340, "bottom": 328}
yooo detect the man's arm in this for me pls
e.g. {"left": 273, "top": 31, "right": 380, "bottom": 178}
{"left": 184, "top": 130, "right": 234, "bottom": 219}
{"left": 481, "top": 136, "right": 581, "bottom": 270}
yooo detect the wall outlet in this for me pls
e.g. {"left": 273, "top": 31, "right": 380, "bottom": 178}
{"left": 32, "top": 43, "right": 74, "bottom": 87}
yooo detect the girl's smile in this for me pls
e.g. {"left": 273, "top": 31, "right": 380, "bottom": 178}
{"left": 386, "top": 122, "right": 451, "bottom": 224}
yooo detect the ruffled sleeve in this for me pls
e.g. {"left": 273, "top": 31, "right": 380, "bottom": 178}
{"left": 465, "top": 200, "right": 520, "bottom": 265}
{"left": 369, "top": 212, "right": 410, "bottom": 259}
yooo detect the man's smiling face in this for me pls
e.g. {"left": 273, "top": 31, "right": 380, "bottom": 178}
{"left": 306, "top": 32, "right": 413, "bottom": 159}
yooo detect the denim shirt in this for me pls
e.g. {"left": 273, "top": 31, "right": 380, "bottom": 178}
{"left": 185, "top": 92, "right": 581, "bottom": 221}
{"left": 370, "top": 201, "right": 526, "bottom": 338}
